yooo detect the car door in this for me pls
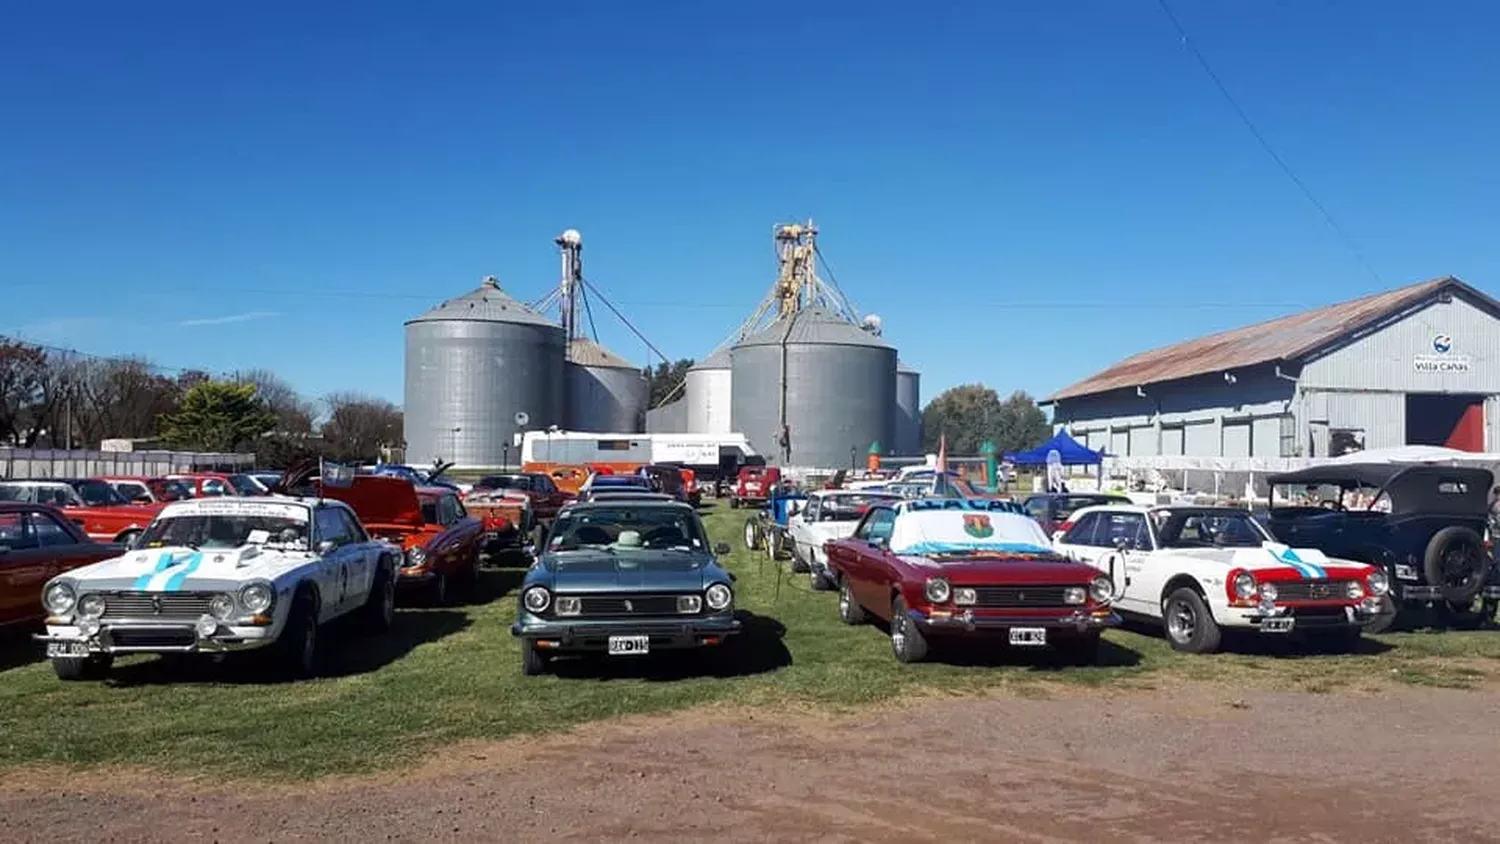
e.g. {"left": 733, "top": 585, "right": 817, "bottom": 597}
{"left": 448, "top": 495, "right": 482, "bottom": 554}
{"left": 850, "top": 507, "right": 897, "bottom": 612}
{"left": 312, "top": 507, "right": 355, "bottom": 618}
{"left": 1096, "top": 512, "right": 1156, "bottom": 613}
{"left": 789, "top": 496, "right": 819, "bottom": 557}
{"left": 337, "top": 508, "right": 378, "bottom": 605}
{"left": 0, "top": 511, "right": 50, "bottom": 625}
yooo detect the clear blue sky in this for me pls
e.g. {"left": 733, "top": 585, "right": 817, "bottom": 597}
{"left": 4, "top": 1, "right": 1498, "bottom": 408}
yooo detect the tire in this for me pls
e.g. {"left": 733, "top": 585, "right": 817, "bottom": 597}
{"left": 359, "top": 564, "right": 396, "bottom": 634}
{"left": 431, "top": 571, "right": 451, "bottom": 606}
{"left": 743, "top": 518, "right": 761, "bottom": 551}
{"left": 889, "top": 595, "right": 929, "bottom": 663}
{"left": 521, "top": 641, "right": 549, "bottom": 676}
{"left": 274, "top": 590, "right": 320, "bottom": 679}
{"left": 51, "top": 654, "right": 113, "bottom": 682}
{"left": 837, "top": 577, "right": 867, "bottom": 625}
{"left": 810, "top": 567, "right": 835, "bottom": 591}
{"left": 1060, "top": 632, "right": 1103, "bottom": 666}
{"left": 1161, "top": 587, "right": 1222, "bottom": 654}
{"left": 1443, "top": 595, "right": 1499, "bottom": 630}
{"left": 768, "top": 530, "right": 785, "bottom": 560}
{"left": 789, "top": 541, "right": 810, "bottom": 574}
{"left": 1423, "top": 526, "right": 1487, "bottom": 603}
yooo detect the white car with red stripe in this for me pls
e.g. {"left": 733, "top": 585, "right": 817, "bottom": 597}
{"left": 1053, "top": 504, "right": 1393, "bottom": 653}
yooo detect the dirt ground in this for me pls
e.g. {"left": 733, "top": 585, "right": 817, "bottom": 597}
{"left": 3, "top": 680, "right": 1498, "bottom": 843}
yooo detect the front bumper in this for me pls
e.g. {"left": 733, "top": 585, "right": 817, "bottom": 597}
{"left": 36, "top": 621, "right": 279, "bottom": 656}
{"left": 911, "top": 608, "right": 1120, "bottom": 635}
{"left": 1221, "top": 598, "right": 1390, "bottom": 631}
{"left": 511, "top": 613, "right": 741, "bottom": 652}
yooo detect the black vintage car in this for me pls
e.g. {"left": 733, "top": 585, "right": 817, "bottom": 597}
{"left": 511, "top": 499, "right": 738, "bottom": 675}
{"left": 1264, "top": 463, "right": 1500, "bottom": 630}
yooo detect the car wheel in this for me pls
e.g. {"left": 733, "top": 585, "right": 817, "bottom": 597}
{"left": 889, "top": 595, "right": 929, "bottom": 663}
{"left": 837, "top": 577, "right": 867, "bottom": 625}
{"left": 1424, "top": 526, "right": 1487, "bottom": 603}
{"left": 276, "top": 591, "right": 319, "bottom": 678}
{"left": 768, "top": 530, "right": 785, "bottom": 560}
{"left": 431, "top": 572, "right": 450, "bottom": 606}
{"left": 360, "top": 565, "right": 396, "bottom": 634}
{"left": 52, "top": 654, "right": 113, "bottom": 682}
{"left": 810, "top": 567, "right": 835, "bottom": 591}
{"left": 521, "top": 641, "right": 549, "bottom": 676}
{"left": 1443, "top": 595, "right": 1498, "bottom": 630}
{"left": 743, "top": 518, "right": 761, "bottom": 551}
{"left": 1161, "top": 587, "right": 1221, "bottom": 654}
{"left": 789, "top": 542, "right": 810, "bottom": 573}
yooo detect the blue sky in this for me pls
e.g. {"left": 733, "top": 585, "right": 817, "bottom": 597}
{"left": 4, "top": 1, "right": 1498, "bottom": 408}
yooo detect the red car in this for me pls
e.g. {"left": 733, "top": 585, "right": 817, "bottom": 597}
{"left": 825, "top": 498, "right": 1119, "bottom": 664}
{"left": 320, "top": 475, "right": 486, "bottom": 604}
{"left": 0, "top": 479, "right": 160, "bottom": 546}
{"left": 729, "top": 465, "right": 780, "bottom": 509}
{"left": 97, "top": 475, "right": 195, "bottom": 504}
{"left": 471, "top": 472, "right": 573, "bottom": 525}
{"left": 0, "top": 502, "right": 123, "bottom": 627}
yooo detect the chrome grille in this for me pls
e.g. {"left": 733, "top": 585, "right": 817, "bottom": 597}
{"left": 98, "top": 592, "right": 214, "bottom": 621}
{"left": 1276, "top": 580, "right": 1357, "bottom": 601}
{"left": 574, "top": 594, "right": 686, "bottom": 618}
{"left": 968, "top": 586, "right": 1071, "bottom": 608}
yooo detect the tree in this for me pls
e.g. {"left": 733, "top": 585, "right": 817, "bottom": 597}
{"left": 920, "top": 385, "right": 1051, "bottom": 455}
{"left": 237, "top": 368, "right": 315, "bottom": 434}
{"left": 71, "top": 357, "right": 183, "bottom": 445}
{"left": 320, "top": 392, "right": 403, "bottom": 463}
{"left": 644, "top": 358, "right": 695, "bottom": 408}
{"left": 158, "top": 381, "right": 277, "bottom": 453}
{"left": 0, "top": 339, "right": 48, "bottom": 446}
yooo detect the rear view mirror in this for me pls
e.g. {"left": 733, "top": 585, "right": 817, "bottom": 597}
{"left": 316, "top": 539, "right": 337, "bottom": 555}
{"left": 1113, "top": 536, "right": 1131, "bottom": 551}
{"left": 713, "top": 542, "right": 731, "bottom": 556}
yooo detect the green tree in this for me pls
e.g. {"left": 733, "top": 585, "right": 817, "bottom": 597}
{"left": 644, "top": 357, "right": 695, "bottom": 408}
{"left": 921, "top": 385, "right": 1051, "bottom": 455}
{"left": 158, "top": 381, "right": 277, "bottom": 453}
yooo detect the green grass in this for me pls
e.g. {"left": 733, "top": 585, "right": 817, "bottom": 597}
{"left": 1, "top": 503, "right": 1498, "bottom": 781}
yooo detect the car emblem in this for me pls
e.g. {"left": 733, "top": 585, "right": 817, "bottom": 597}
{"left": 1016, "top": 592, "right": 1025, "bottom": 602}
{"left": 623, "top": 599, "right": 634, "bottom": 612}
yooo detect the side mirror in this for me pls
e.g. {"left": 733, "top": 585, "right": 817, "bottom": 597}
{"left": 316, "top": 539, "right": 337, "bottom": 555}
{"left": 714, "top": 542, "right": 731, "bottom": 556}
{"left": 1113, "top": 536, "right": 1131, "bottom": 551}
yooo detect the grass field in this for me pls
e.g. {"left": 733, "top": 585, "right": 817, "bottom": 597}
{"left": 1, "top": 501, "right": 1499, "bottom": 781}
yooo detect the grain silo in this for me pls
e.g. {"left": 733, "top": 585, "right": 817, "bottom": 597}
{"left": 894, "top": 360, "right": 922, "bottom": 455}
{"left": 567, "top": 338, "right": 648, "bottom": 432}
{"left": 404, "top": 276, "right": 565, "bottom": 469}
{"left": 685, "top": 347, "right": 732, "bottom": 433}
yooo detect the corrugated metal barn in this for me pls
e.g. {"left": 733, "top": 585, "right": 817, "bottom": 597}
{"left": 1045, "top": 276, "right": 1500, "bottom": 458}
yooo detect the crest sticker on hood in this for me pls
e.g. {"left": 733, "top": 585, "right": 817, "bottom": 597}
{"left": 962, "top": 513, "right": 994, "bottom": 539}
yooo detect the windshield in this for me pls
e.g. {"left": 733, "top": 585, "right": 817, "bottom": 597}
{"left": 1153, "top": 511, "right": 1269, "bottom": 548}
{"left": 478, "top": 475, "right": 531, "bottom": 491}
{"left": 138, "top": 513, "right": 310, "bottom": 551}
{"left": 72, "top": 479, "right": 127, "bottom": 506}
{"left": 548, "top": 506, "right": 705, "bottom": 552}
{"left": 1275, "top": 482, "right": 1390, "bottom": 512}
{"left": 151, "top": 479, "right": 195, "bottom": 501}
{"left": 818, "top": 494, "right": 901, "bottom": 521}
{"left": 229, "top": 474, "right": 267, "bottom": 496}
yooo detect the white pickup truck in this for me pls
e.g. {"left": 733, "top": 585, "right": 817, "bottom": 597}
{"left": 35, "top": 496, "right": 402, "bottom": 681}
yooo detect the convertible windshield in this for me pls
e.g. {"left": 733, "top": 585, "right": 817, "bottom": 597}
{"left": 548, "top": 507, "right": 704, "bottom": 552}
{"left": 1153, "top": 511, "right": 1268, "bottom": 549}
{"left": 137, "top": 513, "right": 311, "bottom": 550}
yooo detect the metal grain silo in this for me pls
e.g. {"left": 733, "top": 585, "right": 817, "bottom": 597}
{"left": 566, "top": 339, "right": 647, "bottom": 433}
{"left": 404, "top": 276, "right": 565, "bottom": 469}
{"left": 730, "top": 307, "right": 895, "bottom": 468}
{"left": 685, "top": 348, "right": 732, "bottom": 434}
{"left": 894, "top": 360, "right": 921, "bottom": 455}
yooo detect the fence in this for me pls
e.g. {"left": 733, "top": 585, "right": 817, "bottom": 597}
{"left": 0, "top": 448, "right": 257, "bottom": 480}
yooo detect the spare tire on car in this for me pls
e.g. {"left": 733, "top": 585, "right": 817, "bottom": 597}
{"left": 1423, "top": 525, "right": 1487, "bottom": 603}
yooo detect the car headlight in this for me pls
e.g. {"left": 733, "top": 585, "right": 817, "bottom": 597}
{"left": 77, "top": 593, "right": 106, "bottom": 619}
{"left": 554, "top": 595, "right": 581, "bottom": 616}
{"left": 705, "top": 583, "right": 733, "bottom": 611}
{"left": 209, "top": 593, "right": 236, "bottom": 621}
{"left": 405, "top": 547, "right": 427, "bottom": 568}
{"left": 1089, "top": 576, "right": 1114, "bottom": 603}
{"left": 1258, "top": 582, "right": 1279, "bottom": 602}
{"left": 1233, "top": 572, "right": 1257, "bottom": 600}
{"left": 1345, "top": 580, "right": 1365, "bottom": 600}
{"left": 924, "top": 577, "right": 951, "bottom": 604}
{"left": 1367, "top": 569, "right": 1389, "bottom": 596}
{"left": 1064, "top": 586, "right": 1087, "bottom": 605}
{"left": 953, "top": 587, "right": 977, "bottom": 606}
{"left": 240, "top": 582, "right": 274, "bottom": 615}
{"left": 523, "top": 586, "right": 551, "bottom": 613}
{"left": 43, "top": 581, "right": 76, "bottom": 615}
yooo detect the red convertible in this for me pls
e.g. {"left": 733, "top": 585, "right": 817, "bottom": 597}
{"left": 825, "top": 498, "right": 1119, "bottom": 664}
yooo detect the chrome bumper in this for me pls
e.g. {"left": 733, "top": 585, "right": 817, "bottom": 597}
{"left": 912, "top": 608, "right": 1120, "bottom": 634}
{"left": 35, "top": 622, "right": 277, "bottom": 655}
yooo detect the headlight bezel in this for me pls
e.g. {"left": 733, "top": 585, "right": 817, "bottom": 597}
{"left": 240, "top": 581, "right": 275, "bottom": 615}
{"left": 43, "top": 581, "right": 77, "bottom": 616}
{"left": 924, "top": 577, "right": 951, "bottom": 604}
{"left": 1064, "top": 586, "right": 1087, "bottom": 605}
{"left": 1366, "top": 568, "right": 1390, "bottom": 596}
{"left": 1258, "top": 581, "right": 1279, "bottom": 602}
{"left": 405, "top": 547, "right": 427, "bottom": 569}
{"left": 523, "top": 586, "right": 551, "bottom": 614}
{"left": 209, "top": 593, "right": 236, "bottom": 621}
{"left": 76, "top": 593, "right": 106, "bottom": 619}
{"left": 1345, "top": 580, "right": 1365, "bottom": 600}
{"left": 1089, "top": 576, "right": 1114, "bottom": 604}
{"left": 554, "top": 595, "right": 581, "bottom": 616}
{"left": 1232, "top": 571, "right": 1257, "bottom": 600}
{"left": 704, "top": 582, "right": 733, "bottom": 611}
{"left": 953, "top": 587, "right": 977, "bottom": 606}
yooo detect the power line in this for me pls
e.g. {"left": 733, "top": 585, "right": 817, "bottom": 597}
{"left": 1155, "top": 0, "right": 1383, "bottom": 286}
{"left": 0, "top": 334, "right": 228, "bottom": 378}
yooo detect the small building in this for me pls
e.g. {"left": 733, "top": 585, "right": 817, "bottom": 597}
{"left": 1044, "top": 276, "right": 1500, "bottom": 458}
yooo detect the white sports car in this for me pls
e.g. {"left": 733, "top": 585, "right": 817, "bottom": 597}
{"left": 786, "top": 489, "right": 904, "bottom": 590}
{"left": 1054, "top": 504, "right": 1393, "bottom": 653}
{"left": 35, "top": 496, "right": 402, "bottom": 681}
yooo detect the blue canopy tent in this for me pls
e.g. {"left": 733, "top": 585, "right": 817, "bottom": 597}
{"left": 1004, "top": 431, "right": 1107, "bottom": 492}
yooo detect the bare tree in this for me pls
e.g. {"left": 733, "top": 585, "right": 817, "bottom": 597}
{"left": 0, "top": 339, "right": 48, "bottom": 445}
{"left": 235, "top": 368, "right": 315, "bottom": 434}
{"left": 71, "top": 357, "right": 183, "bottom": 445}
{"left": 320, "top": 392, "right": 403, "bottom": 463}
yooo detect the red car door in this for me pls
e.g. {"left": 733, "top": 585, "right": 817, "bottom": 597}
{"left": 0, "top": 510, "right": 49, "bottom": 625}
{"left": 855, "top": 508, "right": 899, "bottom": 617}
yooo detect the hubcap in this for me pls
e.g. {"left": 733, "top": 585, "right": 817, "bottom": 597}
{"left": 891, "top": 612, "right": 907, "bottom": 653}
{"left": 744, "top": 523, "right": 755, "bottom": 547}
{"left": 1167, "top": 600, "right": 1196, "bottom": 642}
{"left": 839, "top": 585, "right": 850, "bottom": 616}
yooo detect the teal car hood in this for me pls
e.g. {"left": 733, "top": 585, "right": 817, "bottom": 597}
{"left": 543, "top": 550, "right": 709, "bottom": 593}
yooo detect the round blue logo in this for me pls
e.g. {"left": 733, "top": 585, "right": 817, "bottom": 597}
{"left": 1433, "top": 334, "right": 1453, "bottom": 354}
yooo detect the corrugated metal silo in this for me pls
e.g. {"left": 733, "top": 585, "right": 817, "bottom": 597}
{"left": 730, "top": 307, "right": 896, "bottom": 468}
{"left": 685, "top": 347, "right": 732, "bottom": 434}
{"left": 894, "top": 360, "right": 921, "bottom": 455}
{"left": 404, "top": 277, "right": 565, "bottom": 469}
{"left": 566, "top": 339, "right": 648, "bottom": 433}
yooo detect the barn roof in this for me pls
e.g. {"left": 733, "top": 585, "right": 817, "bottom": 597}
{"left": 1047, "top": 276, "right": 1495, "bottom": 402}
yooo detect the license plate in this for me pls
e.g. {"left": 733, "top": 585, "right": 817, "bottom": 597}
{"left": 46, "top": 641, "right": 91, "bottom": 658}
{"left": 607, "top": 635, "right": 650, "bottom": 656}
{"left": 1262, "top": 617, "right": 1295, "bottom": 633}
{"left": 1008, "top": 627, "right": 1047, "bottom": 646}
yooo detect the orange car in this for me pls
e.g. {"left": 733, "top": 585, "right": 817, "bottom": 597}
{"left": 319, "top": 475, "right": 486, "bottom": 605}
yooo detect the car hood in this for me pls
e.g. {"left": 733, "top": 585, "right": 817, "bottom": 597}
{"left": 543, "top": 550, "right": 708, "bottom": 592}
{"left": 897, "top": 553, "right": 1103, "bottom": 584}
{"left": 317, "top": 475, "right": 424, "bottom": 529}
{"left": 61, "top": 544, "right": 310, "bottom": 592}
{"left": 1156, "top": 544, "right": 1371, "bottom": 578}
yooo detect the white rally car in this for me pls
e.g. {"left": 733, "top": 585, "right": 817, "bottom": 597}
{"left": 34, "top": 496, "right": 402, "bottom": 681}
{"left": 1054, "top": 504, "right": 1393, "bottom": 653}
{"left": 785, "top": 489, "right": 904, "bottom": 590}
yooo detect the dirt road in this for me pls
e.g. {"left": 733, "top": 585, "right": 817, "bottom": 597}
{"left": 3, "top": 680, "right": 1498, "bottom": 843}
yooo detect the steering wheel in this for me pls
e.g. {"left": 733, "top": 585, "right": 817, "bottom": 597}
{"left": 1318, "top": 499, "right": 1344, "bottom": 511}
